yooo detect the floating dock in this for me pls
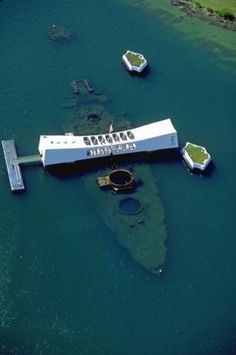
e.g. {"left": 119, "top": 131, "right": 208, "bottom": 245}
{"left": 2, "top": 140, "right": 41, "bottom": 192}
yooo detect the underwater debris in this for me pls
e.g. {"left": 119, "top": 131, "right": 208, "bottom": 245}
{"left": 48, "top": 24, "right": 73, "bottom": 42}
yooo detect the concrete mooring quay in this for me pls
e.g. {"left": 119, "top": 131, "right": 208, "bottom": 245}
{"left": 2, "top": 140, "right": 41, "bottom": 192}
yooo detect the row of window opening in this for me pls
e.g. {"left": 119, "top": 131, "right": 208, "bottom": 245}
{"left": 86, "top": 143, "right": 137, "bottom": 157}
{"left": 83, "top": 131, "right": 135, "bottom": 146}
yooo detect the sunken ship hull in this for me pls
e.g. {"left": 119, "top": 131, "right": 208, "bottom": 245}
{"left": 42, "top": 80, "right": 178, "bottom": 276}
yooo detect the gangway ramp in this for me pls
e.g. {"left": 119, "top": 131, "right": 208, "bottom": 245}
{"left": 17, "top": 154, "right": 41, "bottom": 165}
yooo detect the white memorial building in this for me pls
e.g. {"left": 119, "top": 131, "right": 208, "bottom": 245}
{"left": 38, "top": 118, "right": 178, "bottom": 167}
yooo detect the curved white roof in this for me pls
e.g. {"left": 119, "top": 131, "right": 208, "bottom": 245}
{"left": 39, "top": 119, "right": 176, "bottom": 151}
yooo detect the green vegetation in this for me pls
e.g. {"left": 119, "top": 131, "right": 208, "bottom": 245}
{"left": 126, "top": 51, "right": 145, "bottom": 66}
{"left": 121, "top": 0, "right": 236, "bottom": 73}
{"left": 188, "top": 0, "right": 236, "bottom": 17}
{"left": 186, "top": 143, "right": 209, "bottom": 164}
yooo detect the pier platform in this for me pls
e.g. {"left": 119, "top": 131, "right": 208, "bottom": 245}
{"left": 2, "top": 140, "right": 42, "bottom": 192}
{"left": 2, "top": 140, "right": 25, "bottom": 191}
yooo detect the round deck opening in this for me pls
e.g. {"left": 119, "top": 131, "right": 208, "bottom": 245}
{"left": 118, "top": 197, "right": 143, "bottom": 215}
{"left": 108, "top": 169, "right": 134, "bottom": 189}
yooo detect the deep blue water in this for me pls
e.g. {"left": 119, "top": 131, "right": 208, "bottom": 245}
{"left": 0, "top": 1, "right": 236, "bottom": 354}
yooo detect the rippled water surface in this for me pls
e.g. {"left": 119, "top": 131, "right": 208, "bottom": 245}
{"left": 0, "top": 1, "right": 236, "bottom": 354}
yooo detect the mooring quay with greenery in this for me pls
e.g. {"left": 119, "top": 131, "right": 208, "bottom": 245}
{"left": 122, "top": 50, "right": 148, "bottom": 73}
{"left": 181, "top": 142, "right": 211, "bottom": 171}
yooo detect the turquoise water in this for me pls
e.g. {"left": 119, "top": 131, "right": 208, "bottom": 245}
{"left": 0, "top": 1, "right": 236, "bottom": 354}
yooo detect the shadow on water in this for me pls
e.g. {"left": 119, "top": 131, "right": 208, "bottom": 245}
{"left": 46, "top": 148, "right": 181, "bottom": 179}
{"left": 124, "top": 65, "right": 151, "bottom": 78}
{"left": 182, "top": 159, "right": 215, "bottom": 177}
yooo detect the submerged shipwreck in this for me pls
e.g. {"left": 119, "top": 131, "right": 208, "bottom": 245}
{"left": 97, "top": 169, "right": 135, "bottom": 192}
{"left": 85, "top": 163, "right": 167, "bottom": 276}
{"left": 48, "top": 24, "right": 73, "bottom": 42}
{"left": 1, "top": 77, "right": 212, "bottom": 276}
